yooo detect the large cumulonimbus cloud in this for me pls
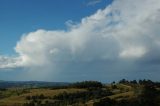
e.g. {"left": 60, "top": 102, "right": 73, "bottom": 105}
{"left": 1, "top": 0, "right": 160, "bottom": 81}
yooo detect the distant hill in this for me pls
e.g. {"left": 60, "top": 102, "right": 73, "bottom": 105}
{"left": 0, "top": 81, "right": 69, "bottom": 88}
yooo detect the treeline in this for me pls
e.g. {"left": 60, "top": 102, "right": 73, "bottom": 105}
{"left": 70, "top": 81, "right": 103, "bottom": 88}
{"left": 48, "top": 79, "right": 159, "bottom": 89}
{"left": 50, "top": 80, "right": 103, "bottom": 90}
{"left": 118, "top": 79, "right": 159, "bottom": 86}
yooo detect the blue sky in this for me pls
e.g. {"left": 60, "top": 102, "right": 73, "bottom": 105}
{"left": 0, "top": 0, "right": 160, "bottom": 82}
{"left": 0, "top": 0, "right": 112, "bottom": 55}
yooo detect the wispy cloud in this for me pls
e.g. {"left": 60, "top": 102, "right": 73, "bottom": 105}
{"left": 86, "top": 0, "right": 102, "bottom": 6}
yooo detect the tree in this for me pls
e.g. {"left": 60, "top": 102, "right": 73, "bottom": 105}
{"left": 139, "top": 85, "right": 159, "bottom": 106}
{"left": 130, "top": 80, "right": 137, "bottom": 84}
{"left": 119, "top": 79, "right": 128, "bottom": 84}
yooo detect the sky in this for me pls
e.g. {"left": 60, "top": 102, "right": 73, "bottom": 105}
{"left": 0, "top": 0, "right": 112, "bottom": 55}
{"left": 0, "top": 0, "right": 160, "bottom": 82}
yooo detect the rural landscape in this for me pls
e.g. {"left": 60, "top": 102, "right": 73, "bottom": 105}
{"left": 0, "top": 79, "right": 159, "bottom": 106}
{"left": 0, "top": 0, "right": 160, "bottom": 105}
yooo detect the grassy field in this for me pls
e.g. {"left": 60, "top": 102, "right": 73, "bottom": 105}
{"left": 0, "top": 88, "right": 86, "bottom": 106}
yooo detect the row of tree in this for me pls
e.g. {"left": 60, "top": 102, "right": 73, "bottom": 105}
{"left": 118, "top": 79, "right": 159, "bottom": 86}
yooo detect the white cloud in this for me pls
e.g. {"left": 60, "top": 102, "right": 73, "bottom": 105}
{"left": 1, "top": 0, "right": 160, "bottom": 81}
{"left": 119, "top": 47, "right": 146, "bottom": 58}
{"left": 0, "top": 56, "right": 22, "bottom": 69}
{"left": 86, "top": 0, "right": 102, "bottom": 6}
